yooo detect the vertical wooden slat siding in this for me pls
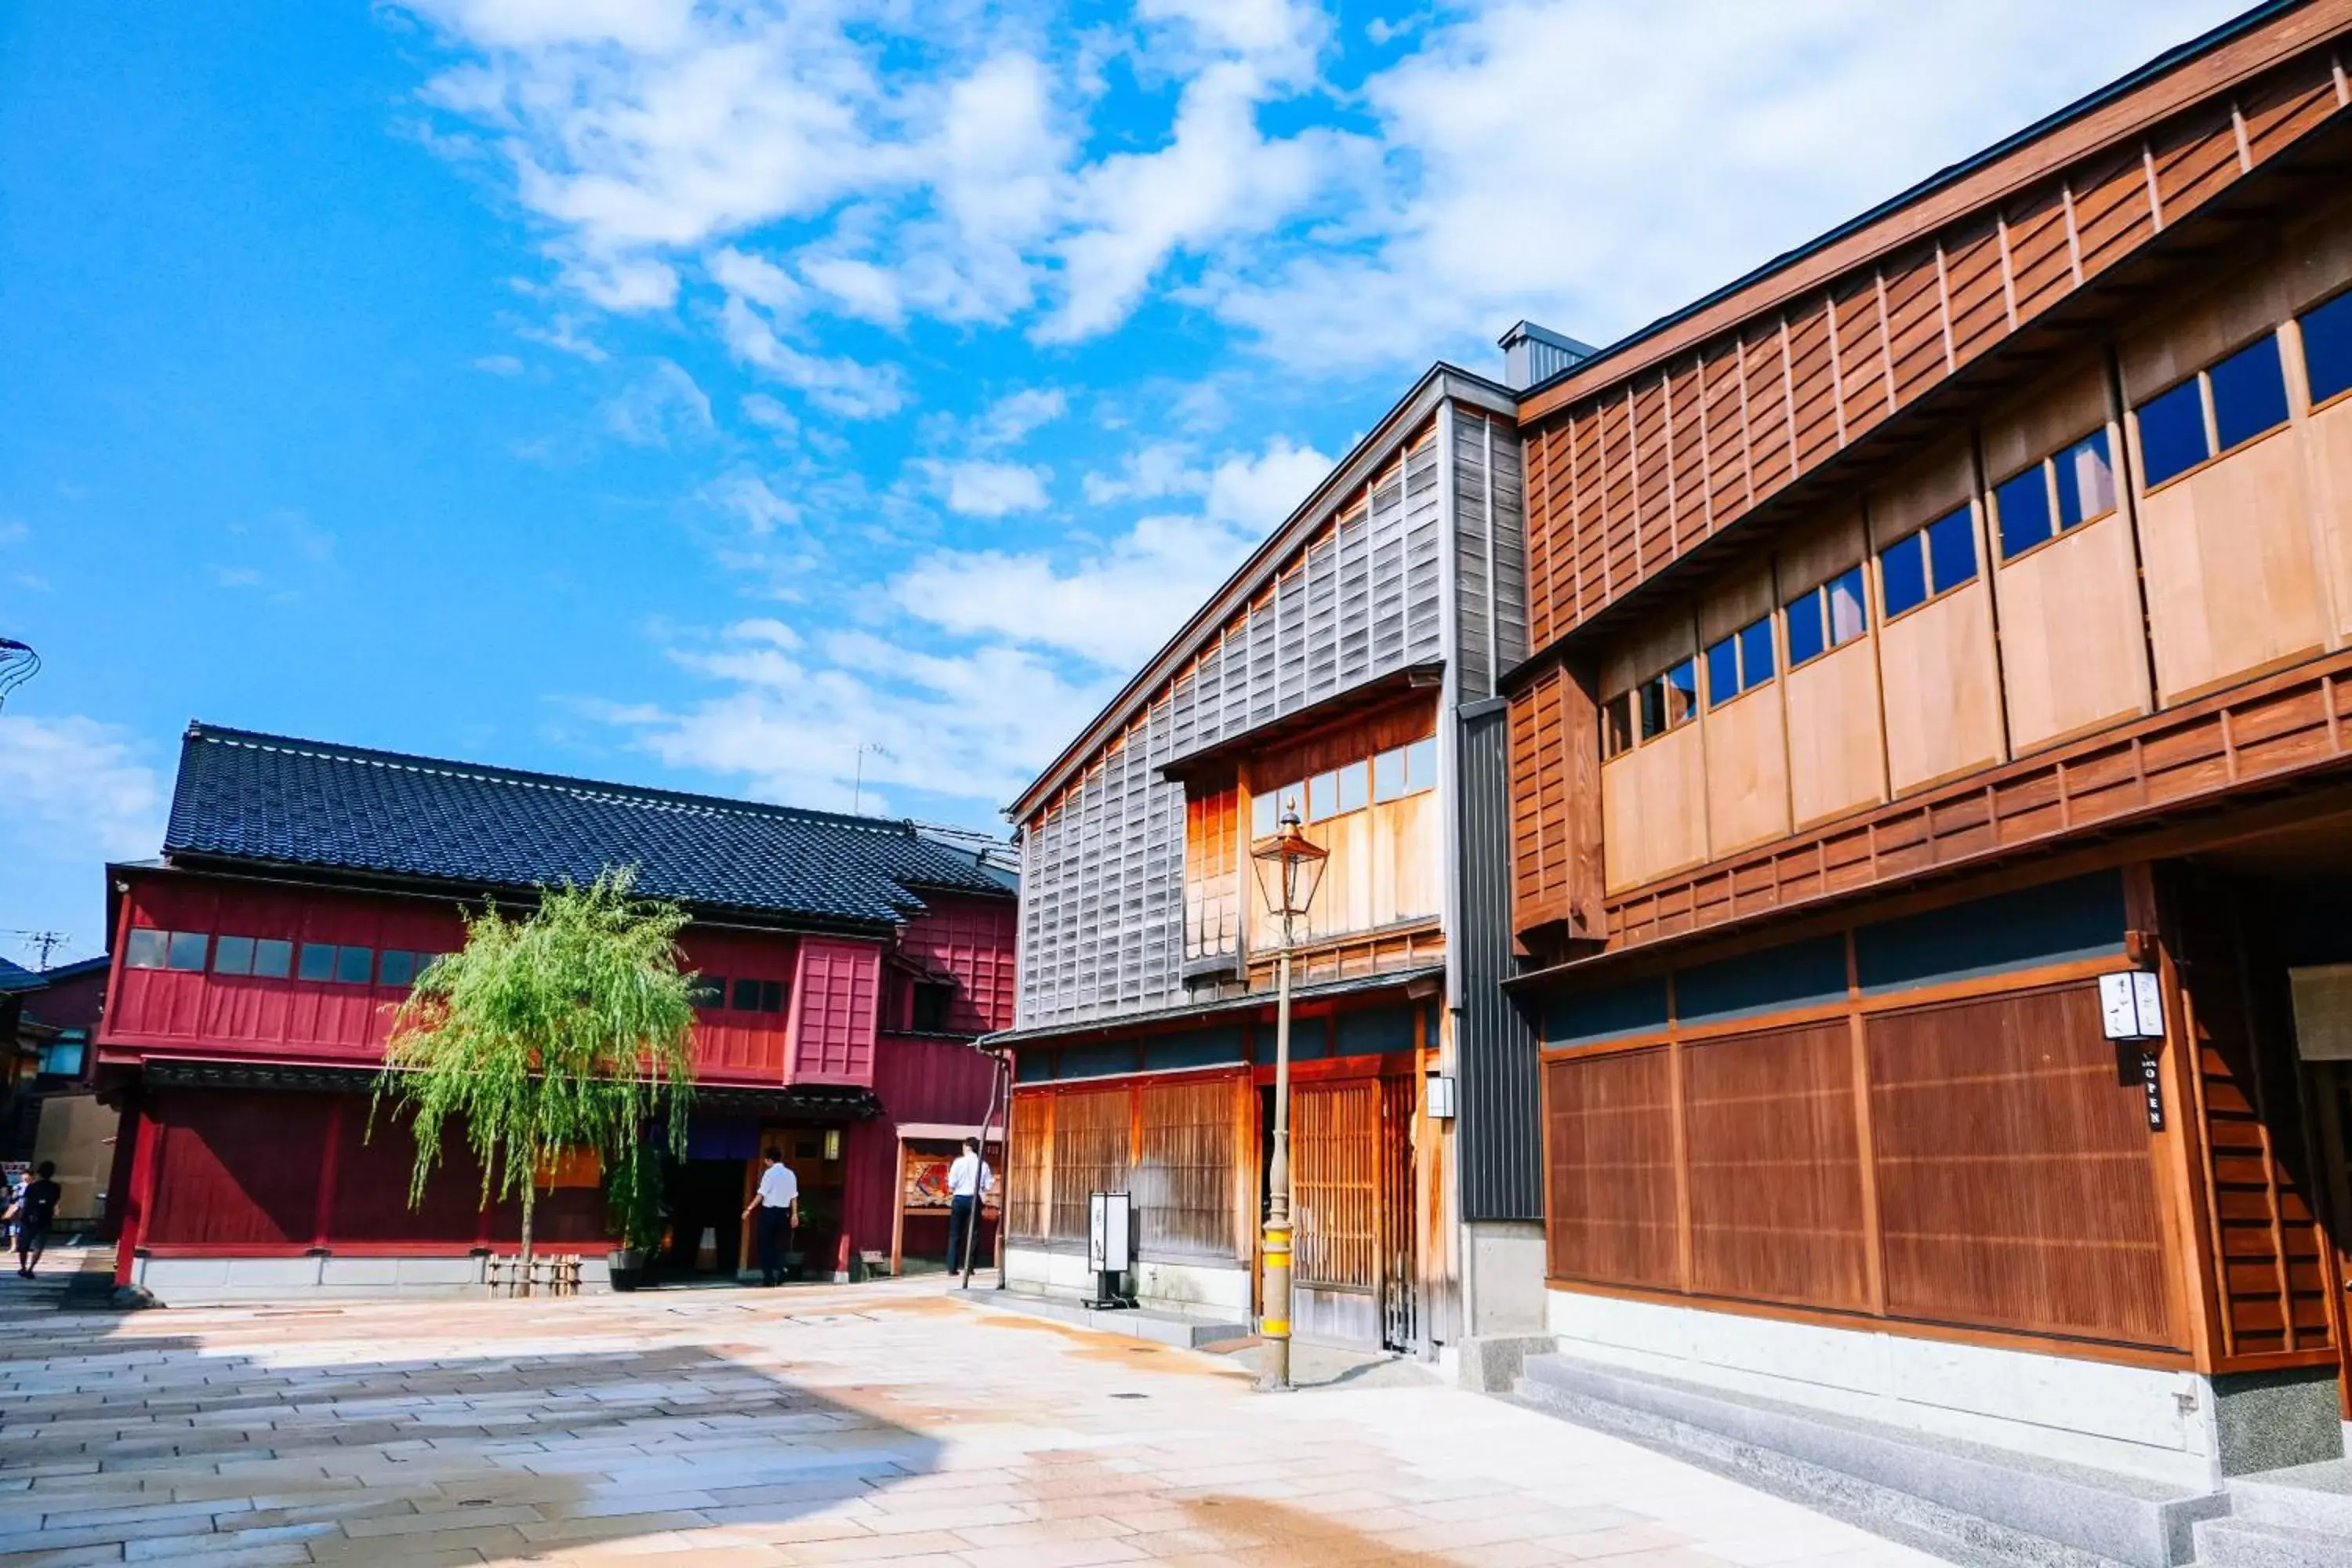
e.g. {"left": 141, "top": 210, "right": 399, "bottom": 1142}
{"left": 1294, "top": 1081, "right": 1379, "bottom": 1290}
{"left": 1544, "top": 1048, "right": 1681, "bottom": 1289}
{"left": 1867, "top": 985, "right": 2173, "bottom": 1346}
{"left": 1005, "top": 1092, "right": 1052, "bottom": 1242}
{"left": 1136, "top": 1077, "right": 1240, "bottom": 1258}
{"left": 1518, "top": 49, "right": 2347, "bottom": 652}
{"left": 1047, "top": 1087, "right": 1130, "bottom": 1243}
{"left": 1683, "top": 1022, "right": 1870, "bottom": 1309}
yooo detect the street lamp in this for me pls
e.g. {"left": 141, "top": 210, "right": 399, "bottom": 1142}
{"left": 1249, "top": 801, "right": 1327, "bottom": 1392}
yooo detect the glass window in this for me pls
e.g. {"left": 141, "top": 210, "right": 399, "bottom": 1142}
{"left": 38, "top": 1040, "right": 84, "bottom": 1077}
{"left": 298, "top": 942, "right": 337, "bottom": 982}
{"left": 212, "top": 936, "right": 256, "bottom": 976}
{"left": 1601, "top": 693, "right": 1635, "bottom": 759}
{"left": 2210, "top": 333, "right": 2290, "bottom": 453}
{"left": 1250, "top": 789, "right": 1279, "bottom": 838}
{"left": 2304, "top": 290, "right": 2352, "bottom": 406}
{"left": 1736, "top": 616, "right": 1773, "bottom": 689}
{"left": 252, "top": 939, "right": 292, "bottom": 979}
{"left": 910, "top": 981, "right": 951, "bottom": 1032}
{"left": 377, "top": 949, "right": 416, "bottom": 988}
{"left": 1371, "top": 748, "right": 1406, "bottom": 802}
{"left": 1825, "top": 567, "right": 1867, "bottom": 646}
{"left": 336, "top": 946, "right": 373, "bottom": 985}
{"left": 1403, "top": 736, "right": 1437, "bottom": 790}
{"left": 166, "top": 931, "right": 209, "bottom": 972}
{"left": 2136, "top": 377, "right": 2209, "bottom": 487}
{"left": 2055, "top": 430, "right": 2116, "bottom": 530}
{"left": 1925, "top": 506, "right": 1976, "bottom": 591}
{"left": 758, "top": 979, "right": 787, "bottom": 1014}
{"left": 732, "top": 977, "right": 763, "bottom": 1011}
{"left": 1335, "top": 759, "right": 1369, "bottom": 814}
{"left": 1704, "top": 635, "right": 1740, "bottom": 709}
{"left": 1306, "top": 770, "right": 1340, "bottom": 822}
{"left": 125, "top": 928, "right": 168, "bottom": 969}
{"left": 1879, "top": 530, "right": 1928, "bottom": 617}
{"left": 688, "top": 976, "right": 725, "bottom": 1011}
{"left": 1994, "top": 465, "right": 2053, "bottom": 558}
{"left": 1784, "top": 589, "right": 1826, "bottom": 667}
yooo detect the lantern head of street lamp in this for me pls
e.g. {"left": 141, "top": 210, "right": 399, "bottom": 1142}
{"left": 1250, "top": 802, "right": 1328, "bottom": 920}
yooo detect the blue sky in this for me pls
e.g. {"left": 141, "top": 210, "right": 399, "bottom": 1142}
{"left": 0, "top": 0, "right": 2247, "bottom": 966}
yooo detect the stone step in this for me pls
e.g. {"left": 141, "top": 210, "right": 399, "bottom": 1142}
{"left": 2229, "top": 1461, "right": 2352, "bottom": 1537}
{"left": 1513, "top": 1352, "right": 2225, "bottom": 1568}
{"left": 2192, "top": 1517, "right": 2352, "bottom": 1568}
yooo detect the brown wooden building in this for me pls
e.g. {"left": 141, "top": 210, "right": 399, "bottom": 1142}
{"left": 1504, "top": 0, "right": 2352, "bottom": 1490}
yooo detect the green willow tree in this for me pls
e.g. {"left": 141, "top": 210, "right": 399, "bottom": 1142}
{"left": 376, "top": 869, "right": 698, "bottom": 1288}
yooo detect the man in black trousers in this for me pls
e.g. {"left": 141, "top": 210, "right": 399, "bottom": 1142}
{"left": 944, "top": 1136, "right": 993, "bottom": 1279}
{"left": 741, "top": 1149, "right": 799, "bottom": 1287}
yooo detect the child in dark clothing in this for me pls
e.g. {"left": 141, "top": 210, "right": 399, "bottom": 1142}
{"left": 7, "top": 1162, "right": 60, "bottom": 1278}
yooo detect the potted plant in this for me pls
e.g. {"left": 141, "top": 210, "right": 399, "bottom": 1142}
{"left": 604, "top": 1143, "right": 666, "bottom": 1292}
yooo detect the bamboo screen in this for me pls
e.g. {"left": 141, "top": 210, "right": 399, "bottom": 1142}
{"left": 1293, "top": 1082, "right": 1380, "bottom": 1289}
{"left": 1135, "top": 1078, "right": 1239, "bottom": 1258}
{"left": 1004, "top": 1094, "right": 1051, "bottom": 1242}
{"left": 1682, "top": 1022, "right": 1869, "bottom": 1310}
{"left": 1869, "top": 987, "right": 2172, "bottom": 1345}
{"left": 1047, "top": 1089, "right": 1131, "bottom": 1244}
{"left": 1543, "top": 1048, "right": 1679, "bottom": 1289}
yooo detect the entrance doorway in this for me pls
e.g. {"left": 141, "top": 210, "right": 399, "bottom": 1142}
{"left": 660, "top": 1156, "right": 747, "bottom": 1279}
{"left": 1261, "top": 1076, "right": 1417, "bottom": 1351}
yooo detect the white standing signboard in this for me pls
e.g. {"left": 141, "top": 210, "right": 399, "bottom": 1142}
{"left": 2098, "top": 971, "right": 2165, "bottom": 1041}
{"left": 1087, "top": 1190, "right": 1132, "bottom": 1273}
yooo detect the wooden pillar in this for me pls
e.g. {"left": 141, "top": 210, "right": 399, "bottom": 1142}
{"left": 114, "top": 1099, "right": 162, "bottom": 1287}
{"left": 889, "top": 1139, "right": 908, "bottom": 1277}
{"left": 311, "top": 1098, "right": 345, "bottom": 1250}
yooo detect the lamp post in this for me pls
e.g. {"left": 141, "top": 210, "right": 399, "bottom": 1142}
{"left": 1249, "top": 802, "right": 1327, "bottom": 1392}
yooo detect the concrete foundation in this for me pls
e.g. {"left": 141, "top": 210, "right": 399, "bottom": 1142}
{"left": 1003, "top": 1243, "right": 1251, "bottom": 1319}
{"left": 131, "top": 1250, "right": 613, "bottom": 1304}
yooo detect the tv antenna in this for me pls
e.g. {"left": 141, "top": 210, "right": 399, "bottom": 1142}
{"left": 5, "top": 931, "right": 70, "bottom": 971}
{"left": 849, "top": 742, "right": 894, "bottom": 816}
{"left": 0, "top": 637, "right": 38, "bottom": 711}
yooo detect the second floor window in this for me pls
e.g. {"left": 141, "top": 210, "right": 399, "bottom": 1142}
{"left": 910, "top": 980, "right": 955, "bottom": 1033}
{"left": 211, "top": 936, "right": 293, "bottom": 978}
{"left": 2302, "top": 289, "right": 2352, "bottom": 407}
{"left": 298, "top": 943, "right": 376, "bottom": 985}
{"left": 1878, "top": 506, "right": 1976, "bottom": 619}
{"left": 125, "top": 929, "right": 210, "bottom": 971}
{"left": 731, "top": 977, "right": 786, "bottom": 1014}
{"left": 1255, "top": 734, "right": 1436, "bottom": 836}
{"left": 1704, "top": 615, "right": 1775, "bottom": 709}
{"left": 1604, "top": 657, "right": 1699, "bottom": 760}
{"left": 1994, "top": 430, "right": 2117, "bottom": 559}
{"left": 1784, "top": 567, "right": 1867, "bottom": 667}
{"left": 2136, "top": 332, "right": 2292, "bottom": 488}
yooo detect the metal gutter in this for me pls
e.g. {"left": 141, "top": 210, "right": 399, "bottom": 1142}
{"left": 977, "top": 964, "right": 1446, "bottom": 1051}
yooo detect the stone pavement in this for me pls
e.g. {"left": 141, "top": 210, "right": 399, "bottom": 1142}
{"left": 0, "top": 1269, "right": 1951, "bottom": 1566}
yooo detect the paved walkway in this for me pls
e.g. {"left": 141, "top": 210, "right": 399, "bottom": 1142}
{"left": 0, "top": 1271, "right": 1947, "bottom": 1566}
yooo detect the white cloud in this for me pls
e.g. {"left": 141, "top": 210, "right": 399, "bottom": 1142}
{"left": 716, "top": 292, "right": 908, "bottom": 419}
{"left": 599, "top": 360, "right": 714, "bottom": 446}
{"left": 920, "top": 459, "right": 1051, "bottom": 518}
{"left": 706, "top": 471, "right": 799, "bottom": 535}
{"left": 967, "top": 387, "right": 1067, "bottom": 451}
{"left": 0, "top": 714, "right": 166, "bottom": 863}
{"left": 474, "top": 353, "right": 525, "bottom": 375}
{"left": 739, "top": 393, "right": 800, "bottom": 441}
{"left": 1079, "top": 434, "right": 1329, "bottom": 526}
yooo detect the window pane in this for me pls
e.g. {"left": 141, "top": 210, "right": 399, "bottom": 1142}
{"left": 1704, "top": 636, "right": 1740, "bottom": 709}
{"left": 40, "top": 1041, "right": 85, "bottom": 1077}
{"left": 2210, "top": 334, "right": 2289, "bottom": 452}
{"left": 1335, "top": 760, "right": 1369, "bottom": 814}
{"left": 1602, "top": 695, "right": 1634, "bottom": 759}
{"left": 378, "top": 949, "right": 415, "bottom": 988}
{"left": 688, "top": 976, "right": 724, "bottom": 1011}
{"left": 1371, "top": 748, "right": 1406, "bottom": 802}
{"left": 1826, "top": 568, "right": 1867, "bottom": 646}
{"left": 125, "top": 929, "right": 168, "bottom": 969}
{"left": 2135, "top": 377, "right": 2208, "bottom": 486}
{"left": 1639, "top": 676, "right": 1667, "bottom": 740}
{"left": 1663, "top": 659, "right": 1698, "bottom": 728}
{"left": 1879, "top": 531, "right": 1929, "bottom": 616}
{"left": 1404, "top": 737, "right": 1437, "bottom": 791}
{"left": 1994, "top": 465, "right": 2053, "bottom": 558}
{"left": 212, "top": 936, "right": 256, "bottom": 976}
{"left": 1251, "top": 789, "right": 1279, "bottom": 837}
{"left": 1926, "top": 506, "right": 1976, "bottom": 592}
{"left": 2056, "top": 430, "right": 2116, "bottom": 530}
{"left": 733, "top": 977, "right": 761, "bottom": 1011}
{"left": 1784, "top": 589, "right": 1825, "bottom": 666}
{"left": 760, "top": 980, "right": 786, "bottom": 1014}
{"left": 1306, "top": 770, "right": 1340, "bottom": 822}
{"left": 166, "top": 931, "right": 209, "bottom": 971}
{"left": 251, "top": 939, "right": 292, "bottom": 978}
{"left": 336, "top": 946, "right": 373, "bottom": 984}
{"left": 299, "top": 942, "right": 337, "bottom": 982}
{"left": 1737, "top": 617, "right": 1774, "bottom": 690}
{"left": 2304, "top": 290, "right": 2352, "bottom": 405}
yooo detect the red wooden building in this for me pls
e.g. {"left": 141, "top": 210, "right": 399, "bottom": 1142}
{"left": 96, "top": 724, "right": 1015, "bottom": 1302}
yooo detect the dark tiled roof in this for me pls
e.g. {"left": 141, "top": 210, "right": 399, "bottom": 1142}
{"left": 163, "top": 724, "right": 1012, "bottom": 928}
{"left": 0, "top": 956, "right": 45, "bottom": 994}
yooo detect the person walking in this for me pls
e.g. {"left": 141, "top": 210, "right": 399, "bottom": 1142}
{"left": 945, "top": 1137, "right": 993, "bottom": 1279}
{"left": 7, "top": 1162, "right": 60, "bottom": 1279}
{"left": 741, "top": 1149, "right": 798, "bottom": 1287}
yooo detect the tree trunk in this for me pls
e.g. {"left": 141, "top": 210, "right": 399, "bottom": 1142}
{"left": 518, "top": 1181, "right": 535, "bottom": 1298}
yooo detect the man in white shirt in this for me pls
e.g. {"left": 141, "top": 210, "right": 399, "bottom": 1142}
{"left": 946, "top": 1137, "right": 993, "bottom": 1279}
{"left": 742, "top": 1149, "right": 799, "bottom": 1287}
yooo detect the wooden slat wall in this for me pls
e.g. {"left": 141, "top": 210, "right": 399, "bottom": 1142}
{"left": 1047, "top": 1087, "right": 1131, "bottom": 1243}
{"left": 1294, "top": 1082, "right": 1378, "bottom": 1290}
{"left": 1005, "top": 1091, "right": 1051, "bottom": 1242}
{"left": 1137, "top": 1078, "right": 1240, "bottom": 1258}
{"left": 1518, "top": 48, "right": 2349, "bottom": 650}
{"left": 1868, "top": 987, "right": 2174, "bottom": 1345}
{"left": 1008, "top": 1074, "right": 1252, "bottom": 1261}
{"left": 1543, "top": 980, "right": 2189, "bottom": 1352}
{"left": 1508, "top": 661, "right": 1602, "bottom": 940}
{"left": 1684, "top": 1022, "right": 1869, "bottom": 1310}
